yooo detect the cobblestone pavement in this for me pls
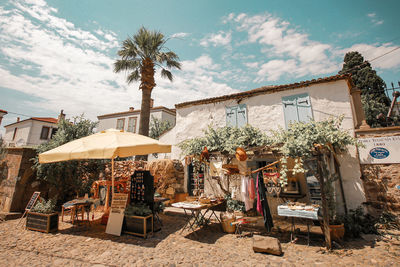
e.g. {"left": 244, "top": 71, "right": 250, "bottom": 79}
{"left": 0, "top": 212, "right": 399, "bottom": 267}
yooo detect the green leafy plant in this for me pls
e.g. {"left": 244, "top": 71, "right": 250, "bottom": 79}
{"left": 125, "top": 203, "right": 152, "bottom": 216}
{"left": 31, "top": 198, "right": 56, "bottom": 214}
{"left": 337, "top": 207, "right": 377, "bottom": 238}
{"left": 225, "top": 194, "right": 245, "bottom": 212}
{"left": 33, "top": 115, "right": 104, "bottom": 204}
{"left": 179, "top": 125, "right": 271, "bottom": 156}
{"left": 0, "top": 138, "right": 7, "bottom": 183}
{"left": 149, "top": 115, "right": 173, "bottom": 140}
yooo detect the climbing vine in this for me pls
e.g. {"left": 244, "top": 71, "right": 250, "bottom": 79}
{"left": 179, "top": 124, "right": 271, "bottom": 156}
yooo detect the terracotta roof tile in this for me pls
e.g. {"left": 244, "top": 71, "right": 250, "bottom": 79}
{"left": 31, "top": 117, "right": 58, "bottom": 123}
{"left": 175, "top": 74, "right": 352, "bottom": 109}
{"left": 4, "top": 117, "right": 58, "bottom": 127}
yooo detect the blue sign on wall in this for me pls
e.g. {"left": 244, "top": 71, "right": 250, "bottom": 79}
{"left": 369, "top": 147, "right": 390, "bottom": 159}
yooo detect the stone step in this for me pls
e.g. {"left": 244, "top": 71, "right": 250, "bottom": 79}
{"left": 0, "top": 212, "right": 23, "bottom": 221}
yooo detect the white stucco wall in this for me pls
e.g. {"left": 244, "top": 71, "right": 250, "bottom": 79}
{"left": 4, "top": 120, "right": 32, "bottom": 146}
{"left": 4, "top": 120, "right": 56, "bottom": 147}
{"left": 97, "top": 110, "right": 175, "bottom": 133}
{"left": 27, "top": 121, "right": 57, "bottom": 146}
{"left": 160, "top": 79, "right": 366, "bottom": 210}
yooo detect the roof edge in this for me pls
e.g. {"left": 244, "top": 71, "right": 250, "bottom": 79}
{"left": 97, "top": 106, "right": 176, "bottom": 119}
{"left": 175, "top": 74, "right": 351, "bottom": 109}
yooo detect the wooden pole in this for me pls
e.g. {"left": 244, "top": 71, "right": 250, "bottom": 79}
{"left": 317, "top": 152, "right": 332, "bottom": 250}
{"left": 112, "top": 157, "right": 115, "bottom": 201}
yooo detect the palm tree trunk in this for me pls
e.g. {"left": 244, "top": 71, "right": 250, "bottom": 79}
{"left": 139, "top": 87, "right": 152, "bottom": 136}
{"left": 136, "top": 58, "right": 155, "bottom": 161}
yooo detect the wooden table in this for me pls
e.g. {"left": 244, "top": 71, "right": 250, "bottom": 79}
{"left": 61, "top": 199, "right": 95, "bottom": 224}
{"left": 172, "top": 201, "right": 223, "bottom": 236}
{"left": 277, "top": 205, "right": 320, "bottom": 245}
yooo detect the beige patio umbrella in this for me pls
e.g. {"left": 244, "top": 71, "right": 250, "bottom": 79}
{"left": 39, "top": 128, "right": 171, "bottom": 208}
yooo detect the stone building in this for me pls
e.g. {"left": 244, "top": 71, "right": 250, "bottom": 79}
{"left": 160, "top": 74, "right": 368, "bottom": 213}
{"left": 356, "top": 126, "right": 400, "bottom": 216}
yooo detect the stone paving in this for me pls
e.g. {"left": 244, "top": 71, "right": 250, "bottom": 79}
{"left": 0, "top": 212, "right": 399, "bottom": 267}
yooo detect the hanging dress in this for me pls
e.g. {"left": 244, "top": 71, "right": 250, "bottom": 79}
{"left": 257, "top": 172, "right": 274, "bottom": 232}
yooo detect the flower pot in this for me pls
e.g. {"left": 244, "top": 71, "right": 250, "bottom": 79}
{"left": 329, "top": 224, "right": 345, "bottom": 241}
{"left": 321, "top": 223, "right": 345, "bottom": 242}
{"left": 123, "top": 214, "right": 153, "bottom": 238}
{"left": 26, "top": 212, "right": 59, "bottom": 233}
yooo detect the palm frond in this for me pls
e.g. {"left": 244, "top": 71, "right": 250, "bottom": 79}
{"left": 114, "top": 59, "right": 141, "bottom": 73}
{"left": 127, "top": 69, "right": 140, "bottom": 84}
{"left": 161, "top": 68, "right": 173, "bottom": 81}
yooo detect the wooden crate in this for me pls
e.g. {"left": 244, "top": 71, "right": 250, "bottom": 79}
{"left": 123, "top": 214, "right": 153, "bottom": 238}
{"left": 26, "top": 212, "right": 59, "bottom": 233}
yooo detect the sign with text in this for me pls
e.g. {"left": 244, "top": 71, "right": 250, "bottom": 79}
{"left": 358, "top": 136, "right": 400, "bottom": 164}
{"left": 106, "top": 193, "right": 128, "bottom": 236}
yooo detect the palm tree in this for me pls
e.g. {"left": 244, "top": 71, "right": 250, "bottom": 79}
{"left": 114, "top": 27, "right": 181, "bottom": 137}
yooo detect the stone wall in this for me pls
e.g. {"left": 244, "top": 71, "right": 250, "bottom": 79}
{"left": 0, "top": 148, "right": 46, "bottom": 212}
{"left": 356, "top": 126, "right": 400, "bottom": 216}
{"left": 104, "top": 159, "right": 185, "bottom": 201}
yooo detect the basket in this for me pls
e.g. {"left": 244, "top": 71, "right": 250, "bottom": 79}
{"left": 221, "top": 218, "right": 236, "bottom": 233}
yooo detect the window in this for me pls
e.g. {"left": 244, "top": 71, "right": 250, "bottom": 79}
{"left": 116, "top": 118, "right": 125, "bottom": 130}
{"left": 12, "top": 128, "right": 18, "bottom": 141}
{"left": 282, "top": 93, "right": 313, "bottom": 128}
{"left": 40, "top": 126, "right": 50, "bottom": 140}
{"left": 127, "top": 117, "right": 137, "bottom": 133}
{"left": 50, "top": 128, "right": 57, "bottom": 139}
{"left": 226, "top": 104, "right": 247, "bottom": 127}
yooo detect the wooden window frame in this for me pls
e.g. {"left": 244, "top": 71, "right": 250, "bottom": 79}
{"left": 116, "top": 118, "right": 125, "bottom": 130}
{"left": 127, "top": 117, "right": 137, "bottom": 133}
{"left": 40, "top": 126, "right": 50, "bottom": 140}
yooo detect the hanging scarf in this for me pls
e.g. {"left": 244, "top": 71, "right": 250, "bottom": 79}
{"left": 257, "top": 171, "right": 274, "bottom": 232}
{"left": 256, "top": 172, "right": 263, "bottom": 215}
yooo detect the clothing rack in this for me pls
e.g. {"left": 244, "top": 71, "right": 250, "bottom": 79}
{"left": 251, "top": 160, "right": 280, "bottom": 174}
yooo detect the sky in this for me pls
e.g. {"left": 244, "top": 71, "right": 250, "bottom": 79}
{"left": 0, "top": 0, "right": 399, "bottom": 135}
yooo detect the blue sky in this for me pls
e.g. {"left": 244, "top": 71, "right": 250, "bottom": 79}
{"left": 0, "top": 0, "right": 399, "bottom": 134}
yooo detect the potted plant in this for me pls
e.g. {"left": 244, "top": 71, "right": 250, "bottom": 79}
{"left": 220, "top": 194, "right": 245, "bottom": 233}
{"left": 26, "top": 198, "right": 58, "bottom": 233}
{"left": 323, "top": 175, "right": 345, "bottom": 242}
{"left": 123, "top": 203, "right": 153, "bottom": 238}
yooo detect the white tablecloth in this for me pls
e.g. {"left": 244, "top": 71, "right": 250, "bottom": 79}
{"left": 277, "top": 205, "right": 319, "bottom": 220}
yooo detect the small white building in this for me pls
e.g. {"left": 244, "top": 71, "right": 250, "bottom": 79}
{"left": 97, "top": 104, "right": 176, "bottom": 133}
{"left": 4, "top": 117, "right": 58, "bottom": 147}
{"left": 160, "top": 74, "right": 368, "bottom": 212}
{"left": 0, "top": 109, "right": 7, "bottom": 127}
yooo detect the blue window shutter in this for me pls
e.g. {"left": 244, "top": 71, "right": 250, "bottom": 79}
{"left": 226, "top": 106, "right": 237, "bottom": 127}
{"left": 236, "top": 104, "right": 247, "bottom": 127}
{"left": 282, "top": 95, "right": 298, "bottom": 128}
{"left": 296, "top": 94, "right": 313, "bottom": 122}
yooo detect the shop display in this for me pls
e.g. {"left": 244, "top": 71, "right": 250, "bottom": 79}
{"left": 130, "top": 170, "right": 154, "bottom": 210}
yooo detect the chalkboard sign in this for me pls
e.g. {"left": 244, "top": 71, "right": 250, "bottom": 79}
{"left": 25, "top": 192, "right": 40, "bottom": 211}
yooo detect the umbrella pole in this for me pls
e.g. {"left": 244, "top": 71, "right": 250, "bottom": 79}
{"left": 112, "top": 157, "right": 115, "bottom": 201}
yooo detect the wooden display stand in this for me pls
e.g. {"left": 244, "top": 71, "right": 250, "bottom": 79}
{"left": 123, "top": 214, "right": 153, "bottom": 238}
{"left": 26, "top": 212, "right": 59, "bottom": 233}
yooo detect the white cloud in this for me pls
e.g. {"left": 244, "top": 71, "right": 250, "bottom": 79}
{"left": 200, "top": 31, "right": 232, "bottom": 47}
{"left": 244, "top": 62, "right": 259, "bottom": 68}
{"left": 0, "top": 1, "right": 238, "bottom": 123}
{"left": 226, "top": 12, "right": 338, "bottom": 82}
{"left": 171, "top": 32, "right": 189, "bottom": 38}
{"left": 339, "top": 43, "right": 400, "bottom": 69}
{"left": 367, "top": 12, "right": 384, "bottom": 25}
